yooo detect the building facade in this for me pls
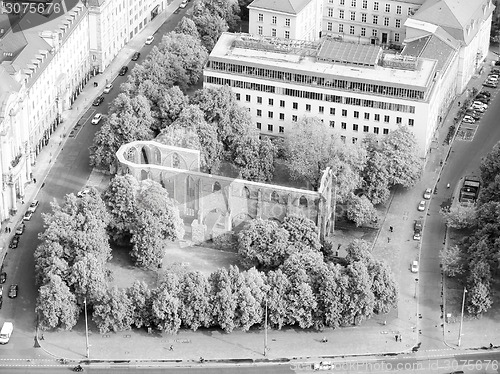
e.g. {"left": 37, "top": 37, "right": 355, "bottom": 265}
{"left": 87, "top": 0, "right": 167, "bottom": 73}
{"left": 248, "top": 0, "right": 323, "bottom": 41}
{"left": 0, "top": 2, "right": 90, "bottom": 221}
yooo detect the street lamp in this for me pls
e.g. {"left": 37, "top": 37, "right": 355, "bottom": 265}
{"left": 263, "top": 298, "right": 268, "bottom": 356}
{"left": 414, "top": 278, "right": 419, "bottom": 298}
{"left": 458, "top": 287, "right": 467, "bottom": 347}
{"left": 84, "top": 297, "right": 90, "bottom": 359}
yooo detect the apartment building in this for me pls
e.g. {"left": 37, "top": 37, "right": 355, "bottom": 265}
{"left": 323, "top": 0, "right": 425, "bottom": 46}
{"left": 87, "top": 0, "right": 167, "bottom": 73}
{"left": 204, "top": 32, "right": 460, "bottom": 158}
{"left": 248, "top": 0, "right": 323, "bottom": 41}
{"left": 0, "top": 3, "right": 89, "bottom": 221}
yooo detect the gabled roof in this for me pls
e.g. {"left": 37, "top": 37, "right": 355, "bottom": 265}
{"left": 411, "top": 0, "right": 493, "bottom": 44}
{"left": 247, "top": 0, "right": 312, "bottom": 15}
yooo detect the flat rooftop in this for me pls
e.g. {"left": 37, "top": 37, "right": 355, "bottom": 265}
{"left": 209, "top": 33, "right": 438, "bottom": 91}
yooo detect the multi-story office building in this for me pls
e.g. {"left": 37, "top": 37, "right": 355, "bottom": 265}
{"left": 0, "top": 3, "right": 90, "bottom": 221}
{"left": 248, "top": 0, "right": 323, "bottom": 41}
{"left": 204, "top": 32, "right": 458, "bottom": 158}
{"left": 87, "top": 0, "right": 167, "bottom": 73}
{"left": 322, "top": 0, "right": 425, "bottom": 46}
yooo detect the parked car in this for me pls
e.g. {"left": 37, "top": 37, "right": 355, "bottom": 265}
{"left": 413, "top": 220, "right": 422, "bottom": 240}
{"left": 8, "top": 284, "right": 18, "bottom": 299}
{"left": 465, "top": 110, "right": 480, "bottom": 120}
{"left": 179, "top": 0, "right": 188, "bottom": 7}
{"left": 483, "top": 81, "right": 497, "bottom": 88}
{"left": 0, "top": 273, "right": 6, "bottom": 284}
{"left": 131, "top": 52, "right": 140, "bottom": 61}
{"left": 462, "top": 115, "right": 475, "bottom": 124}
{"left": 475, "top": 96, "right": 490, "bottom": 104}
{"left": 15, "top": 223, "right": 24, "bottom": 235}
{"left": 23, "top": 210, "right": 33, "bottom": 221}
{"left": 411, "top": 261, "right": 419, "bottom": 273}
{"left": 417, "top": 200, "right": 426, "bottom": 211}
{"left": 103, "top": 84, "right": 113, "bottom": 93}
{"left": 479, "top": 90, "right": 491, "bottom": 97}
{"left": 145, "top": 35, "right": 154, "bottom": 45}
{"left": 471, "top": 104, "right": 486, "bottom": 112}
{"left": 8, "top": 236, "right": 19, "bottom": 249}
{"left": 473, "top": 101, "right": 487, "bottom": 108}
{"left": 77, "top": 189, "right": 90, "bottom": 198}
{"left": 92, "top": 95, "right": 104, "bottom": 106}
{"left": 119, "top": 66, "right": 128, "bottom": 76}
{"left": 423, "top": 188, "right": 432, "bottom": 199}
{"left": 28, "top": 200, "right": 39, "bottom": 213}
{"left": 488, "top": 74, "right": 499, "bottom": 80}
{"left": 91, "top": 113, "right": 103, "bottom": 125}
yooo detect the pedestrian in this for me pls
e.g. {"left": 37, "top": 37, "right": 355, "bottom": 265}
{"left": 335, "top": 251, "right": 339, "bottom": 257}
{"left": 400, "top": 335, "right": 402, "bottom": 343}
{"left": 383, "top": 320, "right": 387, "bottom": 325}
{"left": 337, "top": 244, "right": 341, "bottom": 251}
{"left": 458, "top": 101, "right": 461, "bottom": 107}
{"left": 389, "top": 226, "right": 393, "bottom": 233}
{"left": 387, "top": 237, "right": 391, "bottom": 243}
{"left": 395, "top": 335, "right": 398, "bottom": 342}
{"left": 8, "top": 227, "right": 11, "bottom": 233}
{"left": 40, "top": 334, "right": 44, "bottom": 341}
{"left": 21, "top": 199, "right": 25, "bottom": 204}
{"left": 169, "top": 345, "right": 173, "bottom": 351}
{"left": 490, "top": 343, "right": 493, "bottom": 349}
{"left": 33, "top": 178, "right": 36, "bottom": 184}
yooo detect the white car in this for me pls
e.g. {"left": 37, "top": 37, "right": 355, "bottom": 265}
{"left": 423, "top": 188, "right": 432, "bottom": 200}
{"left": 145, "top": 35, "right": 154, "bottom": 45}
{"left": 77, "top": 189, "right": 90, "bottom": 198}
{"left": 91, "top": 113, "right": 102, "bottom": 125}
{"left": 23, "top": 210, "right": 33, "bottom": 221}
{"left": 471, "top": 104, "right": 486, "bottom": 112}
{"left": 462, "top": 115, "right": 475, "bottom": 124}
{"left": 28, "top": 199, "right": 39, "bottom": 213}
{"left": 417, "top": 200, "right": 426, "bottom": 211}
{"left": 411, "top": 260, "right": 419, "bottom": 273}
{"left": 103, "top": 84, "right": 113, "bottom": 94}
{"left": 179, "top": 0, "right": 188, "bottom": 8}
{"left": 473, "top": 101, "right": 488, "bottom": 108}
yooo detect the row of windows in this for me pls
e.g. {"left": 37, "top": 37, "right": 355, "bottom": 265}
{"left": 329, "top": 0, "right": 411, "bottom": 15}
{"left": 328, "top": 23, "right": 400, "bottom": 40}
{"left": 206, "top": 62, "right": 425, "bottom": 101}
{"left": 327, "top": 9, "right": 402, "bottom": 27}
{"left": 257, "top": 26, "right": 290, "bottom": 38}
{"left": 257, "top": 13, "right": 290, "bottom": 26}
{"left": 207, "top": 76, "right": 417, "bottom": 114}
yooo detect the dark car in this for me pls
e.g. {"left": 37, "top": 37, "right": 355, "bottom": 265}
{"left": 475, "top": 96, "right": 490, "bottom": 104}
{"left": 0, "top": 295, "right": 2, "bottom": 309}
{"left": 9, "top": 236, "right": 19, "bottom": 249}
{"left": 0, "top": 272, "right": 6, "bottom": 284}
{"left": 8, "top": 284, "right": 18, "bottom": 298}
{"left": 131, "top": 52, "right": 140, "bottom": 61}
{"left": 479, "top": 90, "right": 491, "bottom": 97}
{"left": 15, "top": 223, "right": 25, "bottom": 235}
{"left": 93, "top": 95, "right": 104, "bottom": 106}
{"left": 119, "top": 66, "right": 128, "bottom": 76}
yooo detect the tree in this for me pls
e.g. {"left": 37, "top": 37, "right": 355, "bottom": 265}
{"left": 131, "top": 180, "right": 184, "bottom": 268}
{"left": 103, "top": 174, "right": 140, "bottom": 242}
{"left": 92, "top": 287, "right": 133, "bottom": 333}
{"left": 345, "top": 239, "right": 372, "bottom": 265}
{"left": 193, "top": 12, "right": 228, "bottom": 52}
{"left": 380, "top": 125, "right": 422, "bottom": 188}
{"left": 36, "top": 274, "right": 79, "bottom": 331}
{"left": 127, "top": 280, "right": 153, "bottom": 329}
{"left": 362, "top": 137, "right": 391, "bottom": 205}
{"left": 151, "top": 275, "right": 182, "bottom": 334}
{"left": 265, "top": 269, "right": 290, "bottom": 330}
{"left": 480, "top": 141, "right": 500, "bottom": 186}
{"left": 68, "top": 253, "right": 109, "bottom": 304}
{"left": 229, "top": 266, "right": 261, "bottom": 331}
{"left": 174, "top": 17, "right": 200, "bottom": 38}
{"left": 478, "top": 174, "right": 500, "bottom": 204}
{"left": 284, "top": 117, "right": 336, "bottom": 189}
{"left": 156, "top": 86, "right": 189, "bottom": 130}
{"left": 237, "top": 219, "right": 290, "bottom": 270}
{"left": 369, "top": 260, "right": 398, "bottom": 314}
{"left": 232, "top": 135, "right": 277, "bottom": 182}
{"left": 467, "top": 282, "right": 492, "bottom": 316}
{"left": 285, "top": 269, "right": 317, "bottom": 328}
{"left": 90, "top": 111, "right": 154, "bottom": 170}
{"left": 209, "top": 268, "right": 237, "bottom": 332}
{"left": 179, "top": 271, "right": 212, "bottom": 331}
{"left": 440, "top": 245, "right": 464, "bottom": 278}
{"left": 281, "top": 215, "right": 321, "bottom": 251}
{"left": 315, "top": 264, "right": 348, "bottom": 329}
{"left": 346, "top": 194, "right": 377, "bottom": 227}
{"left": 34, "top": 241, "right": 69, "bottom": 286}
{"left": 440, "top": 205, "right": 477, "bottom": 229}
{"left": 342, "top": 261, "right": 375, "bottom": 325}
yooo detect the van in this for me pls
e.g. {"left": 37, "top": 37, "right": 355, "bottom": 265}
{"left": 0, "top": 322, "right": 13, "bottom": 344}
